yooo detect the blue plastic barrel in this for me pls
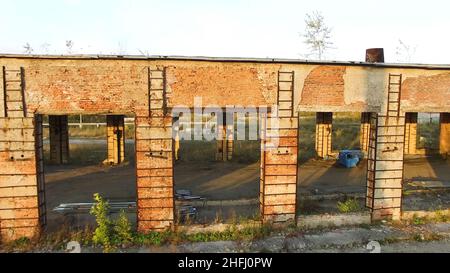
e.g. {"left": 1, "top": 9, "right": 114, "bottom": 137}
{"left": 338, "top": 150, "right": 362, "bottom": 168}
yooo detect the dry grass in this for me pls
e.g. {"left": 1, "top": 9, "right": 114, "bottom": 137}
{"left": 43, "top": 124, "right": 135, "bottom": 139}
{"left": 43, "top": 142, "right": 135, "bottom": 165}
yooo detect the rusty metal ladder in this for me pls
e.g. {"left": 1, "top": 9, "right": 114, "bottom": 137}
{"left": 277, "top": 71, "right": 295, "bottom": 118}
{"left": 148, "top": 67, "right": 167, "bottom": 116}
{"left": 386, "top": 73, "right": 402, "bottom": 119}
{"left": 2, "top": 67, "right": 26, "bottom": 117}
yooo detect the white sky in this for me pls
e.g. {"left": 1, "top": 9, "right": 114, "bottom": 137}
{"left": 0, "top": 0, "right": 449, "bottom": 63}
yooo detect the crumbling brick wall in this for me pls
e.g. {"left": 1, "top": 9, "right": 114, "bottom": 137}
{"left": 0, "top": 56, "right": 449, "bottom": 241}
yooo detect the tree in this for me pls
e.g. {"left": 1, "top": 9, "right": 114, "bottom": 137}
{"left": 40, "top": 43, "right": 51, "bottom": 54}
{"left": 302, "top": 11, "right": 333, "bottom": 60}
{"left": 395, "top": 39, "right": 417, "bottom": 63}
{"left": 138, "top": 49, "right": 150, "bottom": 57}
{"left": 65, "top": 40, "right": 74, "bottom": 54}
{"left": 23, "top": 42, "right": 33, "bottom": 54}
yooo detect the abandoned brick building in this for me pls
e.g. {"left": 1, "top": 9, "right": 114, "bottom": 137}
{"left": 0, "top": 48, "right": 449, "bottom": 242}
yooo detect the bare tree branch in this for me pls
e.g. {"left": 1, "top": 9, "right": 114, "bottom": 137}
{"left": 301, "top": 11, "right": 334, "bottom": 60}
{"left": 395, "top": 39, "right": 417, "bottom": 63}
{"left": 23, "top": 42, "right": 34, "bottom": 54}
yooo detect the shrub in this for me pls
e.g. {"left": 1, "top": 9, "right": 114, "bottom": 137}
{"left": 90, "top": 193, "right": 114, "bottom": 252}
{"left": 114, "top": 209, "right": 133, "bottom": 244}
{"left": 337, "top": 198, "right": 361, "bottom": 213}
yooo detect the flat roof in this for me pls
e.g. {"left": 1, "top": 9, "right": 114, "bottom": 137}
{"left": 1, "top": 53, "right": 450, "bottom": 70}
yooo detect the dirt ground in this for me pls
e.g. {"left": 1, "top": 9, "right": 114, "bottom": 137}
{"left": 43, "top": 148, "right": 450, "bottom": 230}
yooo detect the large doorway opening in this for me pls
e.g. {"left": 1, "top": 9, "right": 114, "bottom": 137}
{"left": 42, "top": 114, "right": 136, "bottom": 232}
{"left": 297, "top": 112, "right": 368, "bottom": 216}
{"left": 403, "top": 112, "right": 450, "bottom": 212}
{"left": 173, "top": 110, "right": 260, "bottom": 225}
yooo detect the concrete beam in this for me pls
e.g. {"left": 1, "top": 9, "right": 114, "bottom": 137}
{"left": 315, "top": 112, "right": 332, "bottom": 158}
{"left": 49, "top": 115, "right": 69, "bottom": 164}
{"left": 106, "top": 115, "right": 125, "bottom": 165}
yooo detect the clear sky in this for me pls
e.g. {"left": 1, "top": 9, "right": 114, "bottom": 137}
{"left": 0, "top": 0, "right": 449, "bottom": 63}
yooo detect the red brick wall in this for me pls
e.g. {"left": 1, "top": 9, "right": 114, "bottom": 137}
{"left": 300, "top": 66, "right": 346, "bottom": 107}
{"left": 25, "top": 65, "right": 148, "bottom": 114}
{"left": 401, "top": 72, "right": 450, "bottom": 111}
{"left": 168, "top": 65, "right": 276, "bottom": 107}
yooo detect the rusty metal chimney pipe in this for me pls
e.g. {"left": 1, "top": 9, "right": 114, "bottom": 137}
{"left": 365, "top": 48, "right": 384, "bottom": 63}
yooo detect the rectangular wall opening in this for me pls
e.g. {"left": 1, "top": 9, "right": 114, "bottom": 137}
{"left": 173, "top": 110, "right": 260, "bottom": 225}
{"left": 403, "top": 112, "right": 450, "bottom": 212}
{"left": 297, "top": 112, "right": 368, "bottom": 216}
{"left": 42, "top": 114, "right": 136, "bottom": 232}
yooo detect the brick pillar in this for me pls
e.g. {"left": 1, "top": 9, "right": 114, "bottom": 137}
{"left": 366, "top": 74, "right": 404, "bottom": 221}
{"left": 106, "top": 115, "right": 125, "bottom": 165}
{"left": 315, "top": 112, "right": 332, "bottom": 158}
{"left": 173, "top": 117, "right": 180, "bottom": 161}
{"left": 49, "top": 115, "right": 69, "bottom": 164}
{"left": 440, "top": 113, "right": 450, "bottom": 156}
{"left": 216, "top": 112, "right": 234, "bottom": 161}
{"left": 0, "top": 116, "right": 46, "bottom": 242}
{"left": 226, "top": 113, "right": 234, "bottom": 161}
{"left": 260, "top": 71, "right": 298, "bottom": 224}
{"left": 216, "top": 114, "right": 227, "bottom": 161}
{"left": 404, "top": 112, "right": 418, "bottom": 155}
{"left": 1, "top": 66, "right": 45, "bottom": 242}
{"left": 136, "top": 67, "right": 174, "bottom": 232}
{"left": 360, "top": 112, "right": 371, "bottom": 152}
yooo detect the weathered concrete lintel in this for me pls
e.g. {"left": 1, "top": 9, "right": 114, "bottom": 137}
{"left": 1, "top": 53, "right": 450, "bottom": 70}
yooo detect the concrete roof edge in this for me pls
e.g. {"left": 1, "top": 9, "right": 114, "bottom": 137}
{"left": 1, "top": 53, "right": 450, "bottom": 70}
